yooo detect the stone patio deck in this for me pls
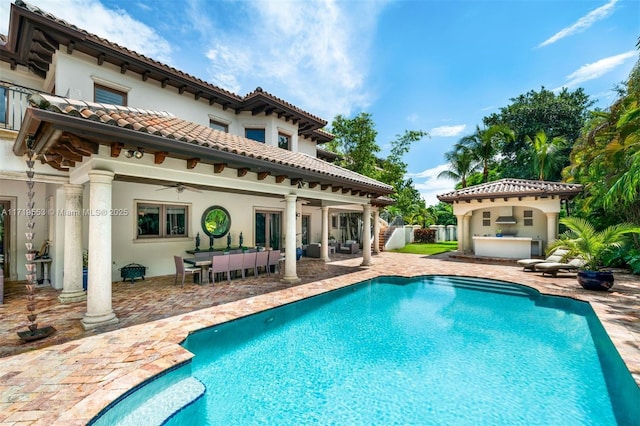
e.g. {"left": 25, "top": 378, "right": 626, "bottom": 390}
{"left": 0, "top": 251, "right": 638, "bottom": 425}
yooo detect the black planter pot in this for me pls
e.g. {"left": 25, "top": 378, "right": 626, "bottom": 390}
{"left": 577, "top": 270, "right": 614, "bottom": 291}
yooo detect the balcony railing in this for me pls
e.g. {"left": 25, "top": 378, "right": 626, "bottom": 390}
{"left": 0, "top": 81, "right": 36, "bottom": 132}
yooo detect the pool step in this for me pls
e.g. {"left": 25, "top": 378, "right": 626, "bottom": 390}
{"left": 117, "top": 377, "right": 205, "bottom": 426}
{"left": 429, "top": 276, "right": 535, "bottom": 298}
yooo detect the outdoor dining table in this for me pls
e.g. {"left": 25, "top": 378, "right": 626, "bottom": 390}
{"left": 183, "top": 257, "right": 211, "bottom": 284}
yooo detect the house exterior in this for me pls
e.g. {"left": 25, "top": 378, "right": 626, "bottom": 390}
{"left": 0, "top": 1, "right": 392, "bottom": 329}
{"left": 437, "top": 178, "right": 582, "bottom": 259}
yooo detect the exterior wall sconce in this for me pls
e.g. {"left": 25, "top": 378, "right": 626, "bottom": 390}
{"left": 124, "top": 148, "right": 144, "bottom": 159}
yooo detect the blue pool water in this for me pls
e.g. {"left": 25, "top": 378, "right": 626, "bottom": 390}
{"left": 92, "top": 276, "right": 640, "bottom": 425}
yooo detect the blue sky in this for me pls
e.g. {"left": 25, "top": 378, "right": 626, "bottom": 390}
{"left": 1, "top": 0, "right": 638, "bottom": 205}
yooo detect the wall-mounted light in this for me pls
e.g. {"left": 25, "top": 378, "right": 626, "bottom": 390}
{"left": 124, "top": 148, "right": 144, "bottom": 159}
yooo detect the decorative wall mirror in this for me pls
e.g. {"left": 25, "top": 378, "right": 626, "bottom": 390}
{"left": 201, "top": 206, "right": 231, "bottom": 238}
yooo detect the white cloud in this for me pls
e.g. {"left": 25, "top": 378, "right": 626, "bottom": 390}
{"left": 430, "top": 124, "right": 467, "bottom": 138}
{"left": 554, "top": 51, "right": 637, "bottom": 90}
{"left": 407, "top": 164, "right": 456, "bottom": 206}
{"left": 538, "top": 0, "right": 618, "bottom": 48}
{"left": 0, "top": 0, "right": 173, "bottom": 64}
{"left": 192, "top": 0, "right": 388, "bottom": 119}
{"left": 406, "top": 113, "right": 419, "bottom": 123}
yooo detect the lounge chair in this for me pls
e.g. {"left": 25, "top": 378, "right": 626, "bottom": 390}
{"left": 517, "top": 248, "right": 569, "bottom": 271}
{"left": 534, "top": 257, "right": 586, "bottom": 277}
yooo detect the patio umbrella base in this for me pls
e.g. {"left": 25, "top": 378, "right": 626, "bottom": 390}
{"left": 18, "top": 325, "right": 56, "bottom": 342}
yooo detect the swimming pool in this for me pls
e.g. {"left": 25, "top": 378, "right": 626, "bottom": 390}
{"left": 92, "top": 276, "right": 640, "bottom": 425}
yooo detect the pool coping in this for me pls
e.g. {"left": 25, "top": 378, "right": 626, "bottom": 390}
{"left": 0, "top": 254, "right": 638, "bottom": 425}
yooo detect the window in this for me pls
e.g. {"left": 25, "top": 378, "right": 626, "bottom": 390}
{"left": 209, "top": 119, "right": 228, "bottom": 132}
{"left": 245, "top": 128, "right": 265, "bottom": 143}
{"left": 278, "top": 133, "right": 290, "bottom": 150}
{"left": 482, "top": 211, "right": 491, "bottom": 227}
{"left": 0, "top": 86, "right": 6, "bottom": 126}
{"left": 524, "top": 210, "right": 533, "bottom": 226}
{"left": 331, "top": 215, "right": 338, "bottom": 228}
{"left": 137, "top": 202, "right": 188, "bottom": 238}
{"left": 94, "top": 84, "right": 127, "bottom": 106}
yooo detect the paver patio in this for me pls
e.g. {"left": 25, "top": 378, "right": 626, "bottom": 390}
{"left": 0, "top": 251, "right": 638, "bottom": 425}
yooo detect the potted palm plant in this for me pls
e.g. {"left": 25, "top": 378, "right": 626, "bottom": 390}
{"left": 548, "top": 217, "right": 640, "bottom": 291}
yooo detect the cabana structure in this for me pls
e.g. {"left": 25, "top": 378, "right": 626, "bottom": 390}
{"left": 437, "top": 179, "right": 582, "bottom": 259}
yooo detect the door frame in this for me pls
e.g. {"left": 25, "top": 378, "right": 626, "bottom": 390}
{"left": 0, "top": 196, "right": 18, "bottom": 280}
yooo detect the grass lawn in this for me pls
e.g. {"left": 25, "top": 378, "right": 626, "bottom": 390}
{"left": 391, "top": 241, "right": 458, "bottom": 256}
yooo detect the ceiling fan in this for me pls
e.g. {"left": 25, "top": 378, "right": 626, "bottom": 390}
{"left": 155, "top": 183, "right": 202, "bottom": 193}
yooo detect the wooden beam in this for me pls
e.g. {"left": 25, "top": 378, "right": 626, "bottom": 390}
{"left": 195, "top": 91, "right": 203, "bottom": 100}
{"left": 64, "top": 134, "right": 99, "bottom": 155}
{"left": 308, "top": 182, "right": 319, "bottom": 189}
{"left": 257, "top": 171, "right": 270, "bottom": 180}
{"left": 251, "top": 105, "right": 267, "bottom": 116}
{"left": 332, "top": 186, "right": 342, "bottom": 193}
{"left": 321, "top": 184, "right": 329, "bottom": 190}
{"left": 209, "top": 97, "right": 217, "bottom": 106}
{"left": 237, "top": 168, "right": 249, "bottom": 177}
{"left": 97, "top": 53, "right": 105, "bottom": 66}
{"left": 291, "top": 178, "right": 303, "bottom": 186}
{"left": 275, "top": 175, "right": 287, "bottom": 183}
{"left": 342, "top": 188, "right": 350, "bottom": 194}
{"left": 50, "top": 146, "right": 82, "bottom": 162}
{"left": 213, "top": 163, "right": 226, "bottom": 173}
{"left": 351, "top": 190, "right": 360, "bottom": 196}
{"left": 66, "top": 41, "right": 75, "bottom": 54}
{"left": 154, "top": 151, "right": 168, "bottom": 164}
{"left": 120, "top": 62, "right": 129, "bottom": 74}
{"left": 179, "top": 85, "right": 187, "bottom": 95}
{"left": 265, "top": 107, "right": 275, "bottom": 116}
{"left": 110, "top": 142, "right": 124, "bottom": 158}
{"left": 142, "top": 70, "right": 150, "bottom": 81}
{"left": 161, "top": 78, "right": 169, "bottom": 88}
{"left": 186, "top": 158, "right": 199, "bottom": 169}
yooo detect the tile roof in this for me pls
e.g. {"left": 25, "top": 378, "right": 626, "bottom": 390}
{"left": 27, "top": 93, "right": 393, "bottom": 193}
{"left": 6, "top": 1, "right": 328, "bottom": 134}
{"left": 437, "top": 178, "right": 582, "bottom": 202}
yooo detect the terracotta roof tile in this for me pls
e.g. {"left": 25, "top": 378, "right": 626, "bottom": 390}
{"left": 28, "top": 93, "right": 393, "bottom": 193}
{"left": 437, "top": 178, "right": 582, "bottom": 202}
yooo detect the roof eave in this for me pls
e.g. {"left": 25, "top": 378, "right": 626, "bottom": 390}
{"left": 18, "top": 107, "right": 393, "bottom": 196}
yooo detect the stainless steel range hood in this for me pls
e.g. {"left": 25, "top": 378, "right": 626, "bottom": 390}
{"left": 495, "top": 206, "right": 517, "bottom": 224}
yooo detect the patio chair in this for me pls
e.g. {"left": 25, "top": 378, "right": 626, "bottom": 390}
{"left": 533, "top": 257, "right": 586, "bottom": 277}
{"left": 338, "top": 240, "right": 359, "bottom": 254}
{"left": 267, "top": 249, "right": 281, "bottom": 276}
{"left": 517, "top": 248, "right": 569, "bottom": 272}
{"left": 306, "top": 243, "right": 321, "bottom": 258}
{"left": 173, "top": 256, "right": 201, "bottom": 287}
{"left": 255, "top": 250, "right": 269, "bottom": 275}
{"left": 242, "top": 251, "right": 257, "bottom": 278}
{"left": 209, "top": 253, "right": 230, "bottom": 284}
{"left": 228, "top": 253, "right": 244, "bottom": 279}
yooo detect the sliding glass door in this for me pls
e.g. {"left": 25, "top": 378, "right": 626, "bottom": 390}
{"left": 255, "top": 211, "right": 282, "bottom": 250}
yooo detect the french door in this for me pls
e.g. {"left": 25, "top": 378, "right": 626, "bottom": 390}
{"left": 255, "top": 211, "right": 282, "bottom": 250}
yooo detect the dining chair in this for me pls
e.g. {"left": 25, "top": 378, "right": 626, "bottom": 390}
{"left": 255, "top": 250, "right": 269, "bottom": 275}
{"left": 228, "top": 253, "right": 244, "bottom": 279}
{"left": 267, "top": 249, "right": 281, "bottom": 276}
{"left": 173, "top": 255, "right": 201, "bottom": 287}
{"left": 210, "top": 253, "right": 230, "bottom": 284}
{"left": 242, "top": 251, "right": 257, "bottom": 278}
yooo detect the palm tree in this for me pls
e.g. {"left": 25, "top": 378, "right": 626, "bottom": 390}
{"left": 525, "top": 131, "right": 566, "bottom": 180}
{"left": 459, "top": 125, "right": 514, "bottom": 183}
{"left": 438, "top": 143, "right": 478, "bottom": 188}
{"left": 548, "top": 217, "right": 640, "bottom": 271}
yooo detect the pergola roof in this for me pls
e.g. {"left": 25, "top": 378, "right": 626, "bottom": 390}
{"left": 0, "top": 0, "right": 332, "bottom": 143}
{"left": 14, "top": 93, "right": 394, "bottom": 197}
{"left": 437, "top": 178, "right": 583, "bottom": 202}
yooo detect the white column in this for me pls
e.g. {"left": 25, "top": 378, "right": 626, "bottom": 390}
{"left": 455, "top": 214, "right": 465, "bottom": 253}
{"left": 462, "top": 214, "right": 471, "bottom": 253}
{"left": 321, "top": 206, "right": 330, "bottom": 262}
{"left": 373, "top": 208, "right": 380, "bottom": 254}
{"left": 82, "top": 170, "right": 118, "bottom": 330}
{"left": 58, "top": 184, "right": 86, "bottom": 303}
{"left": 361, "top": 203, "right": 372, "bottom": 266}
{"left": 545, "top": 212, "right": 559, "bottom": 251}
{"left": 282, "top": 194, "right": 300, "bottom": 283}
